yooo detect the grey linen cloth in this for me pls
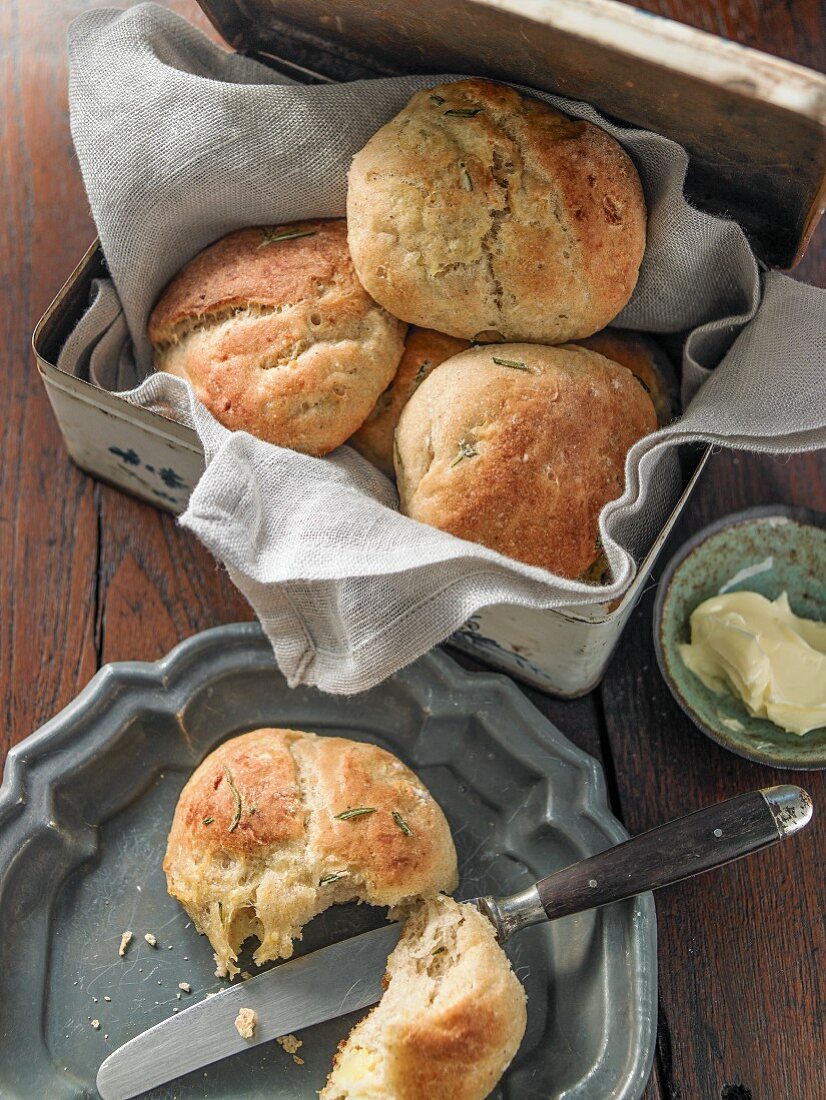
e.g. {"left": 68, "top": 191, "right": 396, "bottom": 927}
{"left": 61, "top": 4, "right": 826, "bottom": 693}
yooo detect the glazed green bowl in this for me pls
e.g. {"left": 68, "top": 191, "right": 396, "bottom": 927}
{"left": 654, "top": 505, "right": 826, "bottom": 770}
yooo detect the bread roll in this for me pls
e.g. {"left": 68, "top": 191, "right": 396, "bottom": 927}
{"left": 349, "top": 328, "right": 469, "bottom": 476}
{"left": 395, "top": 343, "right": 657, "bottom": 580}
{"left": 148, "top": 220, "right": 406, "bottom": 455}
{"left": 163, "top": 729, "right": 458, "bottom": 978}
{"left": 575, "top": 328, "right": 678, "bottom": 426}
{"left": 347, "top": 78, "right": 646, "bottom": 344}
{"left": 321, "top": 894, "right": 527, "bottom": 1100}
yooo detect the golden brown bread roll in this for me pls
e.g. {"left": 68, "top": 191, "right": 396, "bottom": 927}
{"left": 349, "top": 328, "right": 469, "bottom": 476}
{"left": 394, "top": 343, "right": 657, "bottom": 580}
{"left": 347, "top": 78, "right": 646, "bottom": 345}
{"left": 148, "top": 220, "right": 406, "bottom": 455}
{"left": 320, "top": 894, "right": 527, "bottom": 1100}
{"left": 163, "top": 729, "right": 458, "bottom": 978}
{"left": 575, "top": 328, "right": 678, "bottom": 427}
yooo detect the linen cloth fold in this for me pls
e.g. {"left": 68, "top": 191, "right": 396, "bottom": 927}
{"left": 60, "top": 4, "right": 826, "bottom": 693}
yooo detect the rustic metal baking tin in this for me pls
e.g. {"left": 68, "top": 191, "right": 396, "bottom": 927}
{"left": 32, "top": 234, "right": 710, "bottom": 696}
{"left": 0, "top": 625, "right": 656, "bottom": 1099}
{"left": 33, "top": 243, "right": 204, "bottom": 515}
{"left": 33, "top": 0, "right": 823, "bottom": 694}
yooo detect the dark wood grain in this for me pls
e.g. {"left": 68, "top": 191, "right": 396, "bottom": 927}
{"left": 97, "top": 489, "right": 252, "bottom": 665}
{"left": 1, "top": 3, "right": 824, "bottom": 1100}
{"left": 602, "top": 449, "right": 826, "bottom": 1100}
{"left": 0, "top": 0, "right": 101, "bottom": 754}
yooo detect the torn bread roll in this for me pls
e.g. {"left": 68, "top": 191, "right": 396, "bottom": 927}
{"left": 148, "top": 219, "right": 406, "bottom": 455}
{"left": 321, "top": 894, "right": 527, "bottom": 1100}
{"left": 163, "top": 728, "right": 458, "bottom": 978}
{"left": 347, "top": 78, "right": 646, "bottom": 344}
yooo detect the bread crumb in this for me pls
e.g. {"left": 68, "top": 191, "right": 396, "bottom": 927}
{"left": 234, "top": 1008, "right": 257, "bottom": 1040}
{"left": 293, "top": 1055, "right": 304, "bottom": 1066}
{"left": 91, "top": 1020, "right": 100, "bottom": 1030}
{"left": 118, "top": 931, "right": 133, "bottom": 957}
{"left": 241, "top": 971, "right": 253, "bottom": 981}
{"left": 178, "top": 982, "right": 191, "bottom": 993}
{"left": 144, "top": 933, "right": 158, "bottom": 947}
{"left": 276, "top": 1034, "right": 303, "bottom": 1055}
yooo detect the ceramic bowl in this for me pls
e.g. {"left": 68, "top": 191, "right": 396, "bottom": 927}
{"left": 654, "top": 505, "right": 826, "bottom": 770}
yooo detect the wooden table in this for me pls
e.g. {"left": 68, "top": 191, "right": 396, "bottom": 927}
{"left": 2, "top": 2, "right": 824, "bottom": 1097}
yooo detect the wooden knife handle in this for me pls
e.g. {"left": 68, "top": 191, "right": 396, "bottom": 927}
{"left": 537, "top": 785, "right": 812, "bottom": 921}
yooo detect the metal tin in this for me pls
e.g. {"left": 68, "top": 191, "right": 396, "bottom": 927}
{"left": 32, "top": 0, "right": 826, "bottom": 693}
{"left": 202, "top": 0, "right": 826, "bottom": 269}
{"left": 450, "top": 447, "right": 709, "bottom": 695}
{"left": 0, "top": 624, "right": 657, "bottom": 1099}
{"left": 34, "top": 243, "right": 203, "bottom": 514}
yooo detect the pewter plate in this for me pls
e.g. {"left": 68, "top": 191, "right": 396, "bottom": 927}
{"left": 0, "top": 625, "right": 656, "bottom": 1099}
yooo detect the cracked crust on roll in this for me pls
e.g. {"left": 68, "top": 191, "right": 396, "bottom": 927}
{"left": 148, "top": 220, "right": 406, "bottom": 455}
{"left": 347, "top": 79, "right": 646, "bottom": 345}
{"left": 320, "top": 894, "right": 527, "bottom": 1100}
{"left": 394, "top": 342, "right": 657, "bottom": 581}
{"left": 349, "top": 328, "right": 469, "bottom": 477}
{"left": 163, "top": 729, "right": 458, "bottom": 978}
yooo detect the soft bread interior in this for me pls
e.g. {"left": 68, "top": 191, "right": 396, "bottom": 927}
{"left": 163, "top": 730, "right": 458, "bottom": 979}
{"left": 321, "top": 894, "right": 527, "bottom": 1100}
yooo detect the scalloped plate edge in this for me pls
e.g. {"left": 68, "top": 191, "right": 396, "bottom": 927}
{"left": 0, "top": 626, "right": 657, "bottom": 1100}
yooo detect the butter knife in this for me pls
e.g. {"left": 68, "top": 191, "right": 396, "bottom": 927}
{"left": 97, "top": 784, "right": 812, "bottom": 1099}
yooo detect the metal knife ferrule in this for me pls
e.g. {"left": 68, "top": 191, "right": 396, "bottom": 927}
{"left": 475, "top": 885, "right": 546, "bottom": 943}
{"left": 760, "top": 785, "right": 813, "bottom": 837}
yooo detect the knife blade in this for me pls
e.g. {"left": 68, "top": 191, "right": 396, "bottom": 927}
{"left": 97, "top": 785, "right": 812, "bottom": 1099}
{"left": 96, "top": 922, "right": 402, "bottom": 1100}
